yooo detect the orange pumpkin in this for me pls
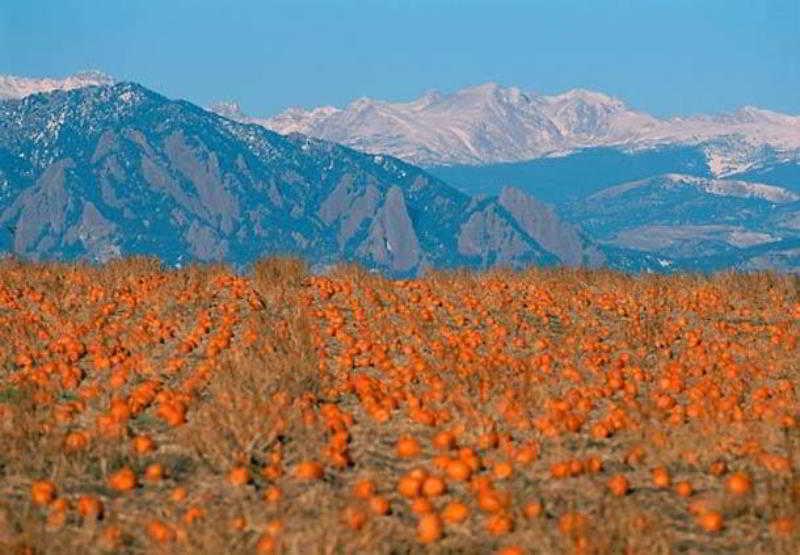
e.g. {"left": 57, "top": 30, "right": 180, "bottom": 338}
{"left": 725, "top": 472, "right": 752, "bottom": 495}
{"left": 396, "top": 436, "right": 421, "bottom": 458}
{"left": 227, "top": 466, "right": 251, "bottom": 486}
{"left": 442, "top": 501, "right": 470, "bottom": 524}
{"left": 294, "top": 460, "right": 324, "bottom": 481}
{"left": 696, "top": 511, "right": 724, "bottom": 533}
{"left": 30, "top": 480, "right": 57, "bottom": 506}
{"left": 77, "top": 496, "right": 104, "bottom": 519}
{"left": 417, "top": 513, "right": 443, "bottom": 544}
{"left": 486, "top": 513, "right": 514, "bottom": 535}
{"left": 108, "top": 467, "right": 137, "bottom": 492}
{"left": 607, "top": 474, "right": 630, "bottom": 496}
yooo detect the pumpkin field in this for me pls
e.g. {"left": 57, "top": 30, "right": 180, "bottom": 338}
{"left": 1, "top": 257, "right": 799, "bottom": 554}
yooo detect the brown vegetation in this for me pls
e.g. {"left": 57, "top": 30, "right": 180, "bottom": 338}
{"left": 0, "top": 257, "right": 799, "bottom": 553}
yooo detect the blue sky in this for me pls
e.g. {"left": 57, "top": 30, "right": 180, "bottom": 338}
{"left": 1, "top": 0, "right": 798, "bottom": 117}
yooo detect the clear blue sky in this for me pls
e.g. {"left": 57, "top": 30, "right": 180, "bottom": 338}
{"left": 1, "top": 0, "right": 798, "bottom": 117}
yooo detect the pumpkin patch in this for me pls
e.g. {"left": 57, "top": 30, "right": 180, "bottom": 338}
{"left": 0, "top": 258, "right": 798, "bottom": 552}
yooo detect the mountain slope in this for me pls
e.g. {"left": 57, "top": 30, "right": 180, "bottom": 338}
{"left": 0, "top": 82, "right": 581, "bottom": 274}
{"left": 563, "top": 174, "right": 800, "bottom": 269}
{"left": 216, "top": 83, "right": 800, "bottom": 174}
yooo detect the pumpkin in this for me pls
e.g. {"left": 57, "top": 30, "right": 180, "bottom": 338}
{"left": 396, "top": 436, "right": 421, "bottom": 458}
{"left": 416, "top": 513, "right": 443, "bottom": 543}
{"left": 77, "top": 496, "right": 103, "bottom": 519}
{"left": 30, "top": 480, "right": 57, "bottom": 506}
{"left": 227, "top": 466, "right": 251, "bottom": 486}
{"left": 294, "top": 460, "right": 324, "bottom": 480}
{"left": 353, "top": 479, "right": 376, "bottom": 499}
{"left": 696, "top": 511, "right": 724, "bottom": 533}
{"left": 725, "top": 472, "right": 752, "bottom": 495}
{"left": 147, "top": 519, "right": 176, "bottom": 543}
{"left": 342, "top": 505, "right": 367, "bottom": 530}
{"left": 445, "top": 460, "right": 472, "bottom": 481}
{"left": 410, "top": 497, "right": 434, "bottom": 515}
{"left": 651, "top": 466, "right": 671, "bottom": 488}
{"left": 523, "top": 501, "right": 543, "bottom": 519}
{"left": 263, "top": 486, "right": 283, "bottom": 504}
{"left": 486, "top": 513, "right": 514, "bottom": 535}
{"left": 674, "top": 481, "right": 693, "bottom": 498}
{"left": 108, "top": 467, "right": 137, "bottom": 492}
{"left": 421, "top": 476, "right": 446, "bottom": 497}
{"left": 492, "top": 461, "right": 513, "bottom": 480}
{"left": 368, "top": 495, "right": 390, "bottom": 515}
{"left": 442, "top": 501, "right": 470, "bottom": 524}
{"left": 607, "top": 474, "right": 630, "bottom": 496}
{"left": 132, "top": 435, "right": 155, "bottom": 455}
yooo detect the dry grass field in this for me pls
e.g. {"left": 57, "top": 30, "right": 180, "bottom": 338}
{"left": 1, "top": 257, "right": 799, "bottom": 554}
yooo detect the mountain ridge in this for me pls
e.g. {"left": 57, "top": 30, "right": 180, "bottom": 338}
{"left": 212, "top": 82, "right": 800, "bottom": 174}
{"left": 0, "top": 81, "right": 604, "bottom": 274}
{"left": 2, "top": 74, "right": 799, "bottom": 273}
{"left": 5, "top": 73, "right": 797, "bottom": 178}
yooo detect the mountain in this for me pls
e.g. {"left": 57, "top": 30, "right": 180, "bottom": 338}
{"left": 4, "top": 76, "right": 796, "bottom": 274}
{"left": 562, "top": 173, "right": 800, "bottom": 269}
{"left": 430, "top": 149, "right": 800, "bottom": 272}
{"left": 215, "top": 82, "right": 800, "bottom": 175}
{"left": 0, "top": 81, "right": 608, "bottom": 275}
{"left": 0, "top": 71, "right": 115, "bottom": 100}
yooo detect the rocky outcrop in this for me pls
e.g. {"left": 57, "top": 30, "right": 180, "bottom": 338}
{"left": 457, "top": 202, "right": 555, "bottom": 267}
{"left": 2, "top": 159, "right": 73, "bottom": 257}
{"left": 498, "top": 186, "right": 604, "bottom": 266}
{"left": 357, "top": 186, "right": 420, "bottom": 273}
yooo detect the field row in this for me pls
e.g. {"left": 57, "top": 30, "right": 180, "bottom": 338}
{"left": 1, "top": 259, "right": 799, "bottom": 553}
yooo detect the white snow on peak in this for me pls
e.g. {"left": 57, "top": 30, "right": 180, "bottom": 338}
{"left": 210, "top": 82, "right": 800, "bottom": 173}
{"left": 211, "top": 101, "right": 341, "bottom": 136}
{"left": 208, "top": 100, "right": 247, "bottom": 120}
{"left": 545, "top": 88, "right": 623, "bottom": 108}
{"left": 0, "top": 71, "right": 115, "bottom": 100}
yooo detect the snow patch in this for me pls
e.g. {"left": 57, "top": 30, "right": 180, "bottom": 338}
{"left": 0, "top": 71, "right": 114, "bottom": 100}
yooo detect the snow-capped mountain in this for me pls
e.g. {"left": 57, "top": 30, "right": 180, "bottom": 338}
{"left": 0, "top": 71, "right": 115, "bottom": 100}
{"left": 214, "top": 82, "right": 800, "bottom": 175}
{"left": 2, "top": 81, "right": 615, "bottom": 274}
{"left": 2, "top": 75, "right": 798, "bottom": 273}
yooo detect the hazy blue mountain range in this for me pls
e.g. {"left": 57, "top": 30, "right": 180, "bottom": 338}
{"left": 1, "top": 73, "right": 799, "bottom": 273}
{"left": 0, "top": 81, "right": 627, "bottom": 275}
{"left": 212, "top": 80, "right": 800, "bottom": 273}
